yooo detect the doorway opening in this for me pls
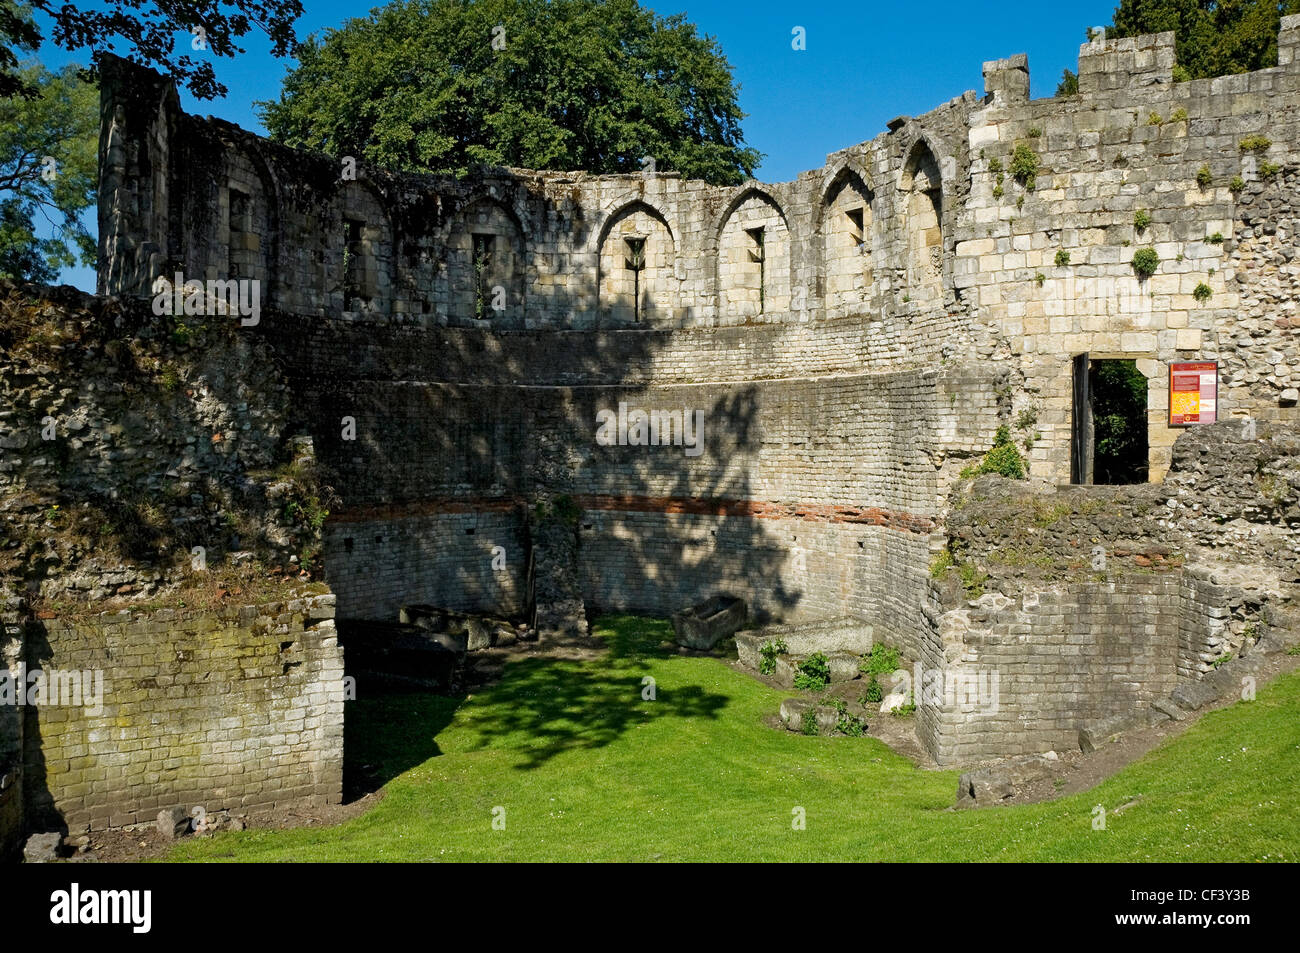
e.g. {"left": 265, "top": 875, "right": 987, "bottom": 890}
{"left": 1071, "top": 356, "right": 1149, "bottom": 484}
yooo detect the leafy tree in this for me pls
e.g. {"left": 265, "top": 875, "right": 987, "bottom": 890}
{"left": 1055, "top": 68, "right": 1079, "bottom": 96}
{"left": 1108, "top": 0, "right": 1300, "bottom": 80}
{"left": 2, "top": 0, "right": 302, "bottom": 100}
{"left": 0, "top": 1, "right": 41, "bottom": 98}
{"left": 0, "top": 62, "right": 97, "bottom": 282}
{"left": 259, "top": 0, "right": 762, "bottom": 184}
{"left": 1090, "top": 360, "right": 1148, "bottom": 485}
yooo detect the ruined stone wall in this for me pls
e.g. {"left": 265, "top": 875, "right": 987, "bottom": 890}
{"left": 98, "top": 22, "right": 1300, "bottom": 490}
{"left": 85, "top": 20, "right": 1300, "bottom": 770}
{"left": 919, "top": 577, "right": 1182, "bottom": 762}
{"left": 967, "top": 24, "right": 1300, "bottom": 482}
{"left": 917, "top": 418, "right": 1298, "bottom": 764}
{"left": 323, "top": 508, "right": 527, "bottom": 621}
{"left": 19, "top": 594, "right": 342, "bottom": 833}
{"left": 0, "top": 285, "right": 348, "bottom": 835}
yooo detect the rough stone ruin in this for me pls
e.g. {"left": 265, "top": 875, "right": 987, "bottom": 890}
{"left": 3, "top": 20, "right": 1300, "bottom": 852}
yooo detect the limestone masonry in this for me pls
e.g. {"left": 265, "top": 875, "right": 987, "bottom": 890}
{"left": 4, "top": 22, "right": 1300, "bottom": 854}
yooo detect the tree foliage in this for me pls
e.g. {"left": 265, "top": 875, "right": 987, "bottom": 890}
{"left": 0, "top": 61, "right": 97, "bottom": 282}
{"left": 1091, "top": 360, "right": 1149, "bottom": 485}
{"left": 1108, "top": 0, "right": 1300, "bottom": 79}
{"left": 2, "top": 0, "right": 302, "bottom": 100}
{"left": 258, "top": 0, "right": 762, "bottom": 184}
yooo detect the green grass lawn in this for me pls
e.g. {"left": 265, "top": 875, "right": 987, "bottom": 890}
{"left": 169, "top": 616, "right": 1300, "bottom": 862}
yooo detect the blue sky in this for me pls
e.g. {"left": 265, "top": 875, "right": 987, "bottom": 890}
{"left": 33, "top": 0, "right": 1120, "bottom": 290}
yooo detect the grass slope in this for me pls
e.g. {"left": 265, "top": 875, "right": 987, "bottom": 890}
{"left": 169, "top": 616, "right": 1300, "bottom": 862}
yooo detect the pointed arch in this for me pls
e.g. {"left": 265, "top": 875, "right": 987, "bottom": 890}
{"left": 596, "top": 200, "right": 677, "bottom": 325}
{"left": 900, "top": 138, "right": 945, "bottom": 305}
{"left": 714, "top": 185, "right": 791, "bottom": 318}
{"left": 444, "top": 195, "right": 527, "bottom": 326}
{"left": 819, "top": 161, "right": 875, "bottom": 318}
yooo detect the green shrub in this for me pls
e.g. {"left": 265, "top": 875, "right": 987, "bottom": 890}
{"left": 1229, "top": 175, "right": 1246, "bottom": 193}
{"left": 1170, "top": 107, "right": 1188, "bottom": 122}
{"left": 794, "top": 653, "right": 830, "bottom": 691}
{"left": 836, "top": 714, "right": 866, "bottom": 737}
{"left": 988, "top": 157, "right": 1003, "bottom": 174}
{"left": 1196, "top": 164, "right": 1212, "bottom": 188}
{"left": 1206, "top": 232, "right": 1224, "bottom": 244}
{"left": 862, "top": 643, "right": 901, "bottom": 676}
{"left": 801, "top": 710, "right": 819, "bottom": 735}
{"left": 981, "top": 443, "right": 1026, "bottom": 479}
{"left": 1009, "top": 144, "right": 1039, "bottom": 190}
{"left": 1147, "top": 111, "right": 1164, "bottom": 126}
{"left": 1193, "top": 282, "right": 1212, "bottom": 303}
{"left": 863, "top": 677, "right": 883, "bottom": 704}
{"left": 1239, "top": 135, "right": 1271, "bottom": 153}
{"left": 1028, "top": 127, "right": 1043, "bottom": 138}
{"left": 1132, "top": 247, "right": 1160, "bottom": 278}
{"left": 1054, "top": 249, "right": 1070, "bottom": 267}
{"left": 929, "top": 548, "right": 954, "bottom": 578}
{"left": 890, "top": 696, "right": 918, "bottom": 717}
{"left": 1260, "top": 161, "right": 1280, "bottom": 178}
{"left": 1133, "top": 208, "right": 1151, "bottom": 231}
{"left": 759, "top": 638, "right": 787, "bottom": 676}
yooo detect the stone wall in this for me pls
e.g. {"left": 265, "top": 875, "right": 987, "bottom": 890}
{"left": 917, "top": 418, "right": 1298, "bottom": 764}
{"left": 919, "top": 577, "right": 1182, "bottom": 762}
{"left": 18, "top": 593, "right": 342, "bottom": 833}
{"left": 0, "top": 284, "right": 349, "bottom": 837}
{"left": 84, "top": 18, "right": 1300, "bottom": 771}
{"left": 967, "top": 25, "right": 1300, "bottom": 482}
{"left": 97, "top": 22, "right": 1300, "bottom": 486}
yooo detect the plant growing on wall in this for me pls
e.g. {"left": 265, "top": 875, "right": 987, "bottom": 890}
{"left": 1196, "top": 164, "right": 1213, "bottom": 188}
{"left": 759, "top": 638, "right": 787, "bottom": 675}
{"left": 1055, "top": 249, "right": 1071, "bottom": 267}
{"left": 1132, "top": 247, "right": 1160, "bottom": 278}
{"left": 1009, "top": 144, "right": 1039, "bottom": 190}
{"left": 961, "top": 425, "right": 1028, "bottom": 480}
{"left": 1133, "top": 209, "right": 1152, "bottom": 231}
{"left": 1239, "top": 135, "right": 1272, "bottom": 153}
{"left": 1193, "top": 282, "right": 1213, "bottom": 302}
{"left": 794, "top": 652, "right": 830, "bottom": 691}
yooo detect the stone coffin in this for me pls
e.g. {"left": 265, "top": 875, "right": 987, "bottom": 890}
{"left": 734, "top": 617, "right": 874, "bottom": 672}
{"left": 671, "top": 595, "right": 747, "bottom": 650}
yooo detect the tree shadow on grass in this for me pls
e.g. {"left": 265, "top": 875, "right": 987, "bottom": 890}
{"left": 344, "top": 692, "right": 464, "bottom": 800}
{"left": 461, "top": 617, "right": 728, "bottom": 770}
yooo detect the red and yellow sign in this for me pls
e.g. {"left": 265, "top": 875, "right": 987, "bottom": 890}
{"left": 1169, "top": 362, "right": 1217, "bottom": 426}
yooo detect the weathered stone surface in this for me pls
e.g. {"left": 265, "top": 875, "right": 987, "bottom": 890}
{"left": 1079, "top": 712, "right": 1144, "bottom": 754}
{"left": 23, "top": 832, "right": 62, "bottom": 863}
{"left": 157, "top": 808, "right": 190, "bottom": 840}
{"left": 735, "top": 619, "right": 873, "bottom": 673}
{"left": 956, "top": 754, "right": 1058, "bottom": 807}
{"left": 1172, "top": 680, "right": 1222, "bottom": 712}
{"left": 827, "top": 651, "right": 860, "bottom": 683}
{"left": 1151, "top": 697, "right": 1186, "bottom": 722}
{"left": 672, "top": 595, "right": 746, "bottom": 650}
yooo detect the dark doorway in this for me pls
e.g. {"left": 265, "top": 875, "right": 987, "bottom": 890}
{"left": 1076, "top": 358, "right": 1148, "bottom": 484}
